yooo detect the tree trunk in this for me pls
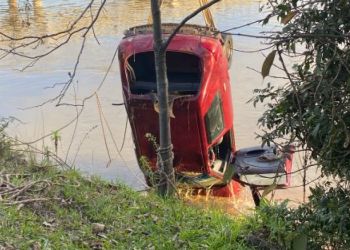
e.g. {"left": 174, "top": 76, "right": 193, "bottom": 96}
{"left": 150, "top": 0, "right": 175, "bottom": 197}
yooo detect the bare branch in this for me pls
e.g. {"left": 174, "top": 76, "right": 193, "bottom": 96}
{"left": 162, "top": 0, "right": 221, "bottom": 50}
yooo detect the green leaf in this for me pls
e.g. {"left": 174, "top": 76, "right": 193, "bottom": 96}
{"left": 261, "top": 50, "right": 277, "bottom": 79}
{"left": 261, "top": 183, "right": 277, "bottom": 197}
{"left": 281, "top": 11, "right": 297, "bottom": 25}
{"left": 344, "top": 131, "right": 350, "bottom": 148}
{"left": 293, "top": 234, "right": 307, "bottom": 250}
{"left": 311, "top": 123, "right": 320, "bottom": 138}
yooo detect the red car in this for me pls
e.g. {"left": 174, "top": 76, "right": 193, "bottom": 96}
{"left": 118, "top": 23, "right": 293, "bottom": 201}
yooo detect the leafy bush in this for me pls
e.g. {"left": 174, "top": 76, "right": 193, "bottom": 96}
{"left": 255, "top": 0, "right": 350, "bottom": 179}
{"left": 249, "top": 183, "right": 350, "bottom": 249}
{"left": 251, "top": 1, "right": 350, "bottom": 248}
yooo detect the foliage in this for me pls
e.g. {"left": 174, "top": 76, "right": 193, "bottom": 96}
{"left": 0, "top": 119, "right": 25, "bottom": 168}
{"left": 0, "top": 125, "right": 252, "bottom": 249}
{"left": 254, "top": 0, "right": 350, "bottom": 180}
{"left": 139, "top": 155, "right": 159, "bottom": 187}
{"left": 250, "top": 183, "right": 350, "bottom": 250}
{"left": 247, "top": 201, "right": 300, "bottom": 250}
{"left": 304, "top": 183, "right": 350, "bottom": 249}
{"left": 250, "top": 1, "right": 350, "bottom": 249}
{"left": 51, "top": 130, "right": 61, "bottom": 155}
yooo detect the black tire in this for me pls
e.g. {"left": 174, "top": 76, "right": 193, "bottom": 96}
{"left": 221, "top": 33, "right": 233, "bottom": 69}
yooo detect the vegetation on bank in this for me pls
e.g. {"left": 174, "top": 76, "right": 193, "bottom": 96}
{"left": 2, "top": 0, "right": 350, "bottom": 247}
{"left": 0, "top": 124, "right": 254, "bottom": 249}
{"left": 1, "top": 117, "right": 350, "bottom": 250}
{"left": 1, "top": 0, "right": 349, "bottom": 249}
{"left": 247, "top": 0, "right": 350, "bottom": 249}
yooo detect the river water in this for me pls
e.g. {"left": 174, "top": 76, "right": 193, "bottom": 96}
{"left": 0, "top": 0, "right": 319, "bottom": 209}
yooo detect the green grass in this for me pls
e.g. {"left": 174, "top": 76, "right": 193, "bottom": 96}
{"left": 0, "top": 138, "right": 252, "bottom": 249}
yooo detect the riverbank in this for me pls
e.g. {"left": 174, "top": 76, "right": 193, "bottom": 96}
{"left": 0, "top": 132, "right": 255, "bottom": 249}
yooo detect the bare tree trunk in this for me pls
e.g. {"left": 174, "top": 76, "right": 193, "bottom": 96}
{"left": 150, "top": 0, "right": 221, "bottom": 197}
{"left": 150, "top": 0, "right": 175, "bottom": 197}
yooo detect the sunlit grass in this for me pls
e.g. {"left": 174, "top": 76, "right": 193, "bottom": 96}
{"left": 0, "top": 138, "right": 253, "bottom": 249}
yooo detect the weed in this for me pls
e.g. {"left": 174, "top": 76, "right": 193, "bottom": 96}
{"left": 51, "top": 130, "right": 61, "bottom": 155}
{"left": 0, "top": 126, "right": 252, "bottom": 249}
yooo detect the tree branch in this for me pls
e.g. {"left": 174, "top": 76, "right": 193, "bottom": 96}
{"left": 162, "top": 0, "right": 221, "bottom": 50}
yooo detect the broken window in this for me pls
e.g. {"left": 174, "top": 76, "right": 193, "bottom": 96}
{"left": 205, "top": 92, "right": 224, "bottom": 144}
{"left": 127, "top": 51, "right": 201, "bottom": 95}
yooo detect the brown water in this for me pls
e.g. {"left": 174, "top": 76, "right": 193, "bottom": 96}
{"left": 0, "top": 0, "right": 319, "bottom": 208}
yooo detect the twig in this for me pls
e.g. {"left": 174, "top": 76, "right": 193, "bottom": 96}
{"left": 8, "top": 180, "right": 51, "bottom": 200}
{"left": 162, "top": 0, "right": 221, "bottom": 50}
{"left": 95, "top": 93, "right": 112, "bottom": 167}
{"left": 4, "top": 197, "right": 61, "bottom": 206}
{"left": 72, "top": 125, "right": 98, "bottom": 167}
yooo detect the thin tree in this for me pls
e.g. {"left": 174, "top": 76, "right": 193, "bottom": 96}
{"left": 149, "top": 0, "right": 220, "bottom": 196}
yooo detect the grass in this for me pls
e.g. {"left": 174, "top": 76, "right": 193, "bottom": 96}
{"left": 0, "top": 130, "right": 253, "bottom": 249}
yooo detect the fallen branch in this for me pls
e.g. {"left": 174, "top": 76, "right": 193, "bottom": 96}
{"left": 8, "top": 180, "right": 51, "bottom": 200}
{"left": 4, "top": 197, "right": 61, "bottom": 206}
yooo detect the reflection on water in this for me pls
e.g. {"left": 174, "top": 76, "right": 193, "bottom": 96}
{"left": 180, "top": 187, "right": 256, "bottom": 215}
{"left": 1, "top": 0, "right": 263, "bottom": 38}
{"left": 4, "top": 0, "right": 45, "bottom": 32}
{"left": 0, "top": 0, "right": 318, "bottom": 206}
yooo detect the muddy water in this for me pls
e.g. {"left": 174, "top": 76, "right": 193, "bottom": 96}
{"left": 0, "top": 0, "right": 319, "bottom": 207}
